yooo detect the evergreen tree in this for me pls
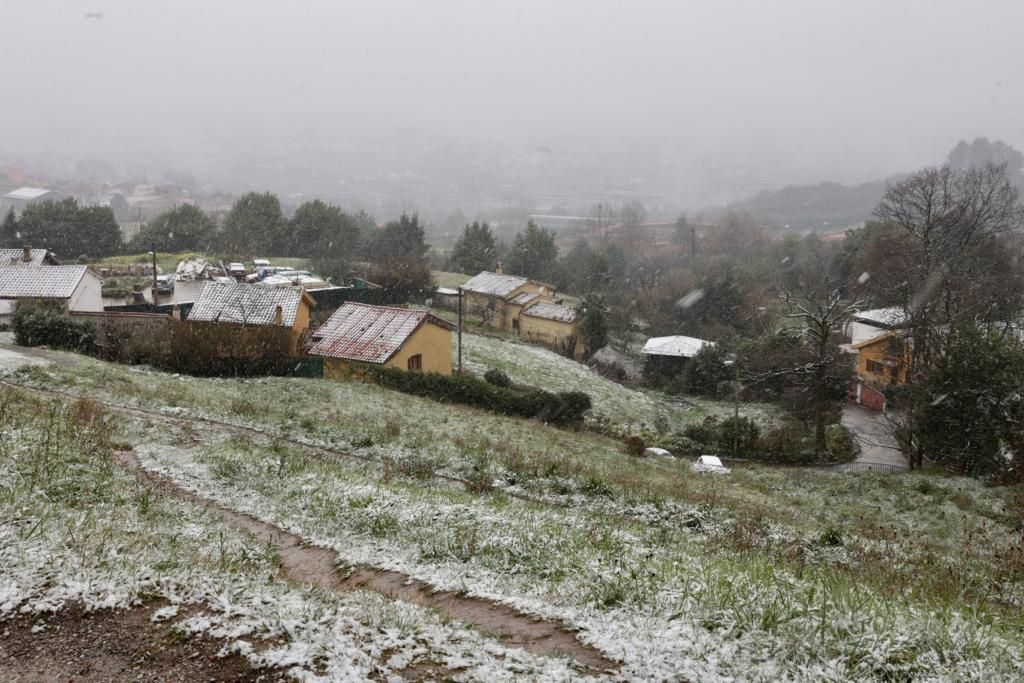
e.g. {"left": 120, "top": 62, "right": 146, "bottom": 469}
{"left": 449, "top": 221, "right": 497, "bottom": 274}
{"left": 505, "top": 220, "right": 558, "bottom": 282}
{"left": 15, "top": 198, "right": 121, "bottom": 259}
{"left": 289, "top": 199, "right": 361, "bottom": 259}
{"left": 917, "top": 323, "right": 1024, "bottom": 477}
{"left": 364, "top": 213, "right": 428, "bottom": 263}
{"left": 0, "top": 209, "right": 18, "bottom": 247}
{"left": 220, "top": 192, "right": 287, "bottom": 256}
{"left": 130, "top": 204, "right": 214, "bottom": 253}
{"left": 75, "top": 205, "right": 122, "bottom": 258}
{"left": 579, "top": 295, "right": 609, "bottom": 358}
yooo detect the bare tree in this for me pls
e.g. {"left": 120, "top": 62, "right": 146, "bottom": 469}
{"left": 783, "top": 288, "right": 863, "bottom": 457}
{"left": 874, "top": 161, "right": 1024, "bottom": 467}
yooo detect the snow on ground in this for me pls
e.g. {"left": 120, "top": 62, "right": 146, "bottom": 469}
{"left": 3, "top": 355, "right": 1024, "bottom": 681}
{"left": 459, "top": 332, "right": 778, "bottom": 430}
{"left": 127, "top": 419, "right": 1024, "bottom": 682}
{"left": 0, "top": 392, "right": 593, "bottom": 682}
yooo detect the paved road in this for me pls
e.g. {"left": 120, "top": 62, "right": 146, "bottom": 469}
{"left": 0, "top": 332, "right": 80, "bottom": 369}
{"left": 841, "top": 404, "right": 907, "bottom": 468}
{"left": 0, "top": 337, "right": 50, "bottom": 371}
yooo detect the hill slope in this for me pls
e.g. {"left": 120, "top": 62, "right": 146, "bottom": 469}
{"left": 1, "top": 345, "right": 1022, "bottom": 681}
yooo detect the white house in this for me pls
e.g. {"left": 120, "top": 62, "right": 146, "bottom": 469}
{"left": 844, "top": 307, "right": 909, "bottom": 346}
{"left": 0, "top": 248, "right": 103, "bottom": 319}
{"left": 641, "top": 334, "right": 716, "bottom": 378}
{"left": 2, "top": 187, "right": 64, "bottom": 212}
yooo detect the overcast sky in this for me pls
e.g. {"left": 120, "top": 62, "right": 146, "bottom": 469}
{"left": 2, "top": 0, "right": 1023, "bottom": 196}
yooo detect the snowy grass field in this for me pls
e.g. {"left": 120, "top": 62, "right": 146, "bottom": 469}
{"left": 2, "top": 347, "right": 1024, "bottom": 680}
{"left": 460, "top": 332, "right": 778, "bottom": 431}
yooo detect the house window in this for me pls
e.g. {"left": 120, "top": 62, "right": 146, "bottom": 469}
{"left": 865, "top": 359, "right": 886, "bottom": 375}
{"left": 407, "top": 354, "right": 422, "bottom": 371}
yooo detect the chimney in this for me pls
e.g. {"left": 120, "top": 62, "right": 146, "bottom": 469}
{"left": 495, "top": 261, "right": 503, "bottom": 275}
{"left": 22, "top": 246, "right": 31, "bottom": 262}
{"left": 274, "top": 305, "right": 284, "bottom": 326}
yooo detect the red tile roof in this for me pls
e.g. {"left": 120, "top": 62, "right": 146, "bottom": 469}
{"left": 308, "top": 302, "right": 454, "bottom": 364}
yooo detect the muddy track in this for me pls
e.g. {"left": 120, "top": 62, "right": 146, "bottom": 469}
{"left": 111, "top": 449, "right": 617, "bottom": 674}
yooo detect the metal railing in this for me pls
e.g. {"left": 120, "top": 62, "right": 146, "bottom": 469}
{"left": 819, "top": 461, "right": 909, "bottom": 474}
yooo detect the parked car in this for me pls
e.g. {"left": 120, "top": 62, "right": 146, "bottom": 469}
{"left": 227, "top": 262, "right": 247, "bottom": 279}
{"left": 253, "top": 258, "right": 271, "bottom": 269}
{"left": 692, "top": 455, "right": 730, "bottom": 474}
{"left": 155, "top": 274, "right": 175, "bottom": 294}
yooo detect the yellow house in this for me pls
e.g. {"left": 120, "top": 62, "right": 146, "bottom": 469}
{"left": 852, "top": 331, "right": 910, "bottom": 387}
{"left": 461, "top": 270, "right": 556, "bottom": 331}
{"left": 460, "top": 268, "right": 582, "bottom": 358}
{"left": 187, "top": 281, "right": 315, "bottom": 354}
{"left": 519, "top": 302, "right": 584, "bottom": 359}
{"left": 849, "top": 331, "right": 911, "bottom": 411}
{"left": 309, "top": 302, "right": 455, "bottom": 378}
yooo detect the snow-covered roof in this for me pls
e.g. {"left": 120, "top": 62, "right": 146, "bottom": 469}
{"left": 522, "top": 302, "right": 578, "bottom": 323}
{"left": 0, "top": 249, "right": 56, "bottom": 268}
{"left": 461, "top": 271, "right": 530, "bottom": 297}
{"left": 0, "top": 265, "right": 89, "bottom": 299}
{"left": 188, "top": 282, "right": 311, "bottom": 326}
{"left": 509, "top": 291, "right": 540, "bottom": 306}
{"left": 308, "top": 302, "right": 455, "bottom": 364}
{"left": 851, "top": 307, "right": 908, "bottom": 328}
{"left": 3, "top": 187, "right": 55, "bottom": 201}
{"left": 641, "top": 335, "right": 714, "bottom": 358}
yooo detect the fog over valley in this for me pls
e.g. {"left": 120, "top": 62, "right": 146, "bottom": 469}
{"left": 3, "top": 0, "right": 1024, "bottom": 221}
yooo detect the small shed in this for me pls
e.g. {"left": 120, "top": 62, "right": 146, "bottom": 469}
{"left": 309, "top": 302, "right": 455, "bottom": 377}
{"left": 187, "top": 282, "right": 315, "bottom": 353}
{"left": 641, "top": 335, "right": 715, "bottom": 379}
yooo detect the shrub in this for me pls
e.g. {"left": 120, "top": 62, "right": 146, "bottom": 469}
{"left": 716, "top": 416, "right": 760, "bottom": 457}
{"left": 825, "top": 423, "right": 859, "bottom": 462}
{"left": 755, "top": 421, "right": 810, "bottom": 464}
{"left": 622, "top": 434, "right": 646, "bottom": 457}
{"left": 484, "top": 368, "right": 511, "bottom": 387}
{"left": 683, "top": 344, "right": 733, "bottom": 397}
{"left": 683, "top": 416, "right": 719, "bottom": 446}
{"left": 159, "top": 321, "right": 295, "bottom": 377}
{"left": 368, "top": 366, "right": 591, "bottom": 425}
{"left": 12, "top": 303, "right": 96, "bottom": 353}
{"left": 664, "top": 434, "right": 707, "bottom": 457}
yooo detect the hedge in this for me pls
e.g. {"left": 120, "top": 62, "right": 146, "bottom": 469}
{"left": 368, "top": 366, "right": 591, "bottom": 425}
{"left": 12, "top": 303, "right": 96, "bottom": 353}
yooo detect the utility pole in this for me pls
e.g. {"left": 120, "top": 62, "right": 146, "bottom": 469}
{"left": 151, "top": 243, "right": 159, "bottom": 307}
{"left": 457, "top": 286, "right": 463, "bottom": 373}
{"left": 733, "top": 359, "right": 740, "bottom": 457}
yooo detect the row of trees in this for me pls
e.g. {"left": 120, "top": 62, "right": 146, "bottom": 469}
{"left": 2, "top": 199, "right": 121, "bottom": 259}
{"left": 1, "top": 192, "right": 430, "bottom": 283}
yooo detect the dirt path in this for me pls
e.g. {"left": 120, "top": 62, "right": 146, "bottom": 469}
{"left": 113, "top": 450, "right": 617, "bottom": 674}
{"left": 0, "top": 602, "right": 285, "bottom": 682}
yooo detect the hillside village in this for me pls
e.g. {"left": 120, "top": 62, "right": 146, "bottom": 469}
{"left": 5, "top": 3, "right": 1024, "bottom": 680}
{"left": 3, "top": 150, "right": 1024, "bottom": 681}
